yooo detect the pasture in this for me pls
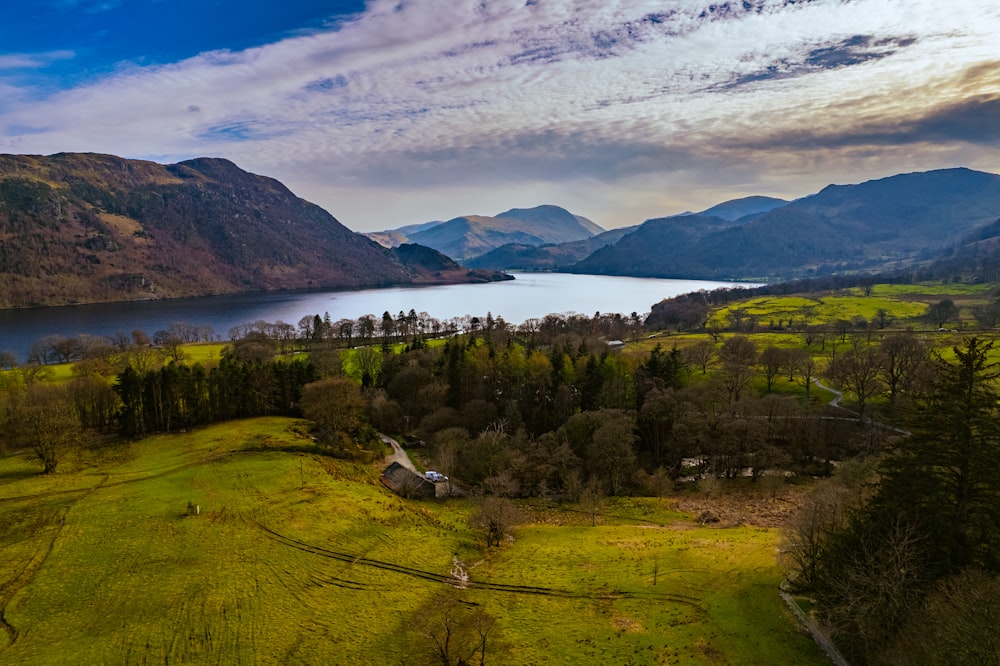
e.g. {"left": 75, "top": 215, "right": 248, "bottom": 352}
{"left": 0, "top": 418, "right": 824, "bottom": 665}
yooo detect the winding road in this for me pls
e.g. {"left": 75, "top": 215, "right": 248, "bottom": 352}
{"left": 811, "top": 377, "right": 843, "bottom": 407}
{"left": 380, "top": 434, "right": 417, "bottom": 472}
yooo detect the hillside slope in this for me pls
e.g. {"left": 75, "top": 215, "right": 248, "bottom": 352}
{"left": 0, "top": 153, "right": 499, "bottom": 308}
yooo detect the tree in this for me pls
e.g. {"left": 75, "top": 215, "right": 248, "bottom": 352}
{"left": 758, "top": 346, "right": 786, "bottom": 393}
{"left": 684, "top": 339, "right": 715, "bottom": 374}
{"left": 874, "top": 308, "right": 892, "bottom": 330}
{"left": 877, "top": 332, "right": 926, "bottom": 407}
{"left": 805, "top": 338, "right": 1000, "bottom": 661}
{"left": 782, "top": 481, "right": 854, "bottom": 590}
{"left": 718, "top": 335, "right": 758, "bottom": 403}
{"left": 579, "top": 477, "right": 605, "bottom": 526}
{"left": 352, "top": 346, "right": 383, "bottom": 388}
{"left": 817, "top": 516, "right": 930, "bottom": 663}
{"left": 825, "top": 344, "right": 883, "bottom": 420}
{"left": 469, "top": 495, "right": 521, "bottom": 548}
{"left": 299, "top": 378, "right": 374, "bottom": 457}
{"left": 2, "top": 384, "right": 83, "bottom": 473}
{"left": 0, "top": 350, "right": 17, "bottom": 370}
{"left": 783, "top": 348, "right": 817, "bottom": 399}
{"left": 926, "top": 298, "right": 960, "bottom": 328}
{"left": 878, "top": 568, "right": 1000, "bottom": 665}
{"left": 380, "top": 311, "right": 395, "bottom": 344}
{"left": 876, "top": 337, "right": 1000, "bottom": 573}
{"left": 409, "top": 592, "right": 501, "bottom": 666}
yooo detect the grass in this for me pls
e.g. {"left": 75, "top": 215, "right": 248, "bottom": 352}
{"left": 708, "top": 294, "right": 927, "bottom": 329}
{"left": 177, "top": 342, "right": 226, "bottom": 366}
{"left": 0, "top": 418, "right": 825, "bottom": 665}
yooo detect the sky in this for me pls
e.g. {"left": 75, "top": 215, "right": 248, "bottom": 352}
{"left": 1, "top": 0, "right": 999, "bottom": 232}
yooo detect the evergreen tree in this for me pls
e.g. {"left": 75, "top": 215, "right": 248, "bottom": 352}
{"left": 876, "top": 337, "right": 1000, "bottom": 573}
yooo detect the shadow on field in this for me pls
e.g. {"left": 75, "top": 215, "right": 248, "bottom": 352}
{"left": 0, "top": 467, "right": 41, "bottom": 483}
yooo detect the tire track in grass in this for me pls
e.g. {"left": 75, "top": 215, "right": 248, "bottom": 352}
{"left": 251, "top": 520, "right": 702, "bottom": 607}
{"left": 0, "top": 474, "right": 108, "bottom": 656}
{"left": 0, "top": 450, "right": 236, "bottom": 506}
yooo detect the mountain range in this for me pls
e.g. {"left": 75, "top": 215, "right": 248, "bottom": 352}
{"left": 573, "top": 168, "right": 1000, "bottom": 281}
{"left": 0, "top": 153, "right": 507, "bottom": 308}
{"left": 4, "top": 153, "right": 1000, "bottom": 311}
{"left": 396, "top": 169, "right": 1000, "bottom": 281}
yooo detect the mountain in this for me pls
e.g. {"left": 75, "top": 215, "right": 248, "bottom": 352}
{"left": 365, "top": 221, "right": 444, "bottom": 248}
{"left": 366, "top": 205, "right": 604, "bottom": 262}
{"left": 465, "top": 226, "right": 636, "bottom": 271}
{"left": 571, "top": 214, "right": 746, "bottom": 277}
{"left": 571, "top": 168, "right": 1000, "bottom": 280}
{"left": 0, "top": 153, "right": 506, "bottom": 308}
{"left": 494, "top": 205, "right": 605, "bottom": 237}
{"left": 697, "top": 195, "right": 788, "bottom": 221}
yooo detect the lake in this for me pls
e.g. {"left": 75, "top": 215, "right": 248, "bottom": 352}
{"left": 0, "top": 273, "right": 750, "bottom": 360}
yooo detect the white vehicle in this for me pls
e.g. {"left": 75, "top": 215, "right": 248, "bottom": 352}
{"left": 424, "top": 471, "right": 447, "bottom": 482}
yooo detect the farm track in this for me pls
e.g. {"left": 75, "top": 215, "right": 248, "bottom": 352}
{"left": 0, "top": 473, "right": 108, "bottom": 656}
{"left": 251, "top": 520, "right": 702, "bottom": 607}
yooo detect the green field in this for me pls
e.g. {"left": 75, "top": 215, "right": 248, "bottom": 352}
{"left": 707, "top": 294, "right": 928, "bottom": 329}
{"left": 0, "top": 418, "right": 824, "bottom": 664}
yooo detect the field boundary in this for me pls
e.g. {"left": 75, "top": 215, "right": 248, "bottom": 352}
{"left": 779, "top": 584, "right": 849, "bottom": 666}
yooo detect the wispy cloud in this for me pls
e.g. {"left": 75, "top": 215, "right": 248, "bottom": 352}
{"left": 1, "top": 0, "right": 999, "bottom": 229}
{"left": 0, "top": 51, "right": 75, "bottom": 70}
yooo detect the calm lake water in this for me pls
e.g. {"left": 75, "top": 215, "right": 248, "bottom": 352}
{"left": 0, "top": 273, "right": 749, "bottom": 360}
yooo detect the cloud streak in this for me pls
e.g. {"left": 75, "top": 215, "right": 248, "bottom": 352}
{"left": 1, "top": 0, "right": 999, "bottom": 230}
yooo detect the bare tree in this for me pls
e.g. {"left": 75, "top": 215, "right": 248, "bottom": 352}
{"left": 718, "top": 335, "right": 758, "bottom": 403}
{"left": 878, "top": 568, "right": 1000, "bottom": 665}
{"left": 353, "top": 346, "right": 382, "bottom": 388}
{"left": 587, "top": 412, "right": 637, "bottom": 496}
{"left": 684, "top": 339, "right": 715, "bottom": 374}
{"left": 409, "top": 592, "right": 500, "bottom": 666}
{"left": 470, "top": 495, "right": 521, "bottom": 548}
{"left": 786, "top": 348, "right": 817, "bottom": 399}
{"left": 926, "top": 298, "right": 959, "bottom": 328}
{"left": 758, "top": 346, "right": 786, "bottom": 393}
{"left": 819, "top": 518, "right": 930, "bottom": 663}
{"left": 300, "top": 378, "right": 373, "bottom": 457}
{"left": 2, "top": 384, "right": 84, "bottom": 473}
{"left": 782, "top": 482, "right": 853, "bottom": 589}
{"left": 877, "top": 332, "right": 926, "bottom": 407}
{"left": 825, "top": 344, "right": 884, "bottom": 420}
{"left": 579, "top": 478, "right": 605, "bottom": 526}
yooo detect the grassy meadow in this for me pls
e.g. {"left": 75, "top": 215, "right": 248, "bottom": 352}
{"left": 0, "top": 417, "right": 824, "bottom": 665}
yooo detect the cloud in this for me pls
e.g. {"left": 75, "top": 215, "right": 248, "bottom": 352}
{"left": 1, "top": 0, "right": 999, "bottom": 229}
{"left": 49, "top": 0, "right": 122, "bottom": 13}
{"left": 0, "top": 51, "right": 75, "bottom": 70}
{"left": 715, "top": 34, "right": 919, "bottom": 90}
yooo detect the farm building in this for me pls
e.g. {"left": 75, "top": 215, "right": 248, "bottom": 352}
{"left": 381, "top": 462, "right": 440, "bottom": 499}
{"left": 382, "top": 462, "right": 450, "bottom": 499}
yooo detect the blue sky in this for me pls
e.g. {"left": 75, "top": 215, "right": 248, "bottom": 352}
{"left": 2, "top": 0, "right": 999, "bottom": 231}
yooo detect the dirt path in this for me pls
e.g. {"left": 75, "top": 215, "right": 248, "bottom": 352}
{"left": 380, "top": 434, "right": 416, "bottom": 472}
{"left": 811, "top": 377, "right": 843, "bottom": 408}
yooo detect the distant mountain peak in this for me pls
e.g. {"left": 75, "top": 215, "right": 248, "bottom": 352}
{"left": 366, "top": 204, "right": 605, "bottom": 261}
